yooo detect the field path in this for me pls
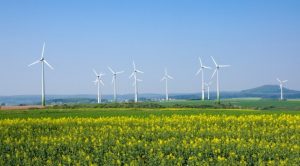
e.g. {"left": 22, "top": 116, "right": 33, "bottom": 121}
{"left": 0, "top": 106, "right": 44, "bottom": 110}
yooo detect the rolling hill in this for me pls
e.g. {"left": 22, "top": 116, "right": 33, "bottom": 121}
{"left": 240, "top": 85, "right": 300, "bottom": 99}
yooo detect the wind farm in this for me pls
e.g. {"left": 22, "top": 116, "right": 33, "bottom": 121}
{"left": 0, "top": 1, "right": 300, "bottom": 165}
{"left": 3, "top": 51, "right": 299, "bottom": 106}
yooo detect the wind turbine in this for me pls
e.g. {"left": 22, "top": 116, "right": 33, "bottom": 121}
{"left": 161, "top": 68, "right": 173, "bottom": 101}
{"left": 129, "top": 61, "right": 143, "bottom": 103}
{"left": 28, "top": 42, "right": 54, "bottom": 106}
{"left": 93, "top": 70, "right": 105, "bottom": 104}
{"left": 196, "top": 57, "right": 211, "bottom": 101}
{"left": 108, "top": 67, "right": 124, "bottom": 102}
{"left": 277, "top": 78, "right": 288, "bottom": 101}
{"left": 204, "top": 82, "right": 212, "bottom": 100}
{"left": 210, "top": 56, "right": 230, "bottom": 103}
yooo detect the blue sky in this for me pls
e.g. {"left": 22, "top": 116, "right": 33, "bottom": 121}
{"left": 0, "top": 0, "right": 300, "bottom": 95}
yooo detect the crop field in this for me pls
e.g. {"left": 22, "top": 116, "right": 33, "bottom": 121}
{"left": 159, "top": 99, "right": 300, "bottom": 111}
{"left": 0, "top": 100, "right": 300, "bottom": 165}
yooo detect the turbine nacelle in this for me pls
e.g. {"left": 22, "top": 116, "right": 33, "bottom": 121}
{"left": 28, "top": 43, "right": 54, "bottom": 70}
{"left": 196, "top": 57, "right": 211, "bottom": 76}
{"left": 161, "top": 68, "right": 173, "bottom": 81}
{"left": 93, "top": 70, "right": 105, "bottom": 86}
{"left": 93, "top": 69, "right": 105, "bottom": 77}
{"left": 108, "top": 66, "right": 124, "bottom": 76}
{"left": 129, "top": 61, "right": 143, "bottom": 80}
{"left": 277, "top": 78, "right": 288, "bottom": 85}
{"left": 210, "top": 56, "right": 230, "bottom": 80}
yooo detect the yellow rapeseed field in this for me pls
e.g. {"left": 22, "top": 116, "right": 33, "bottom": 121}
{"left": 0, "top": 114, "right": 299, "bottom": 165}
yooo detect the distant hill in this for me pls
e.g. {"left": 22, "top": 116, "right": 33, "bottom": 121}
{"left": 240, "top": 85, "right": 300, "bottom": 98}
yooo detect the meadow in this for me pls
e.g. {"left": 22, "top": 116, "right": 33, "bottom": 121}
{"left": 0, "top": 99, "right": 300, "bottom": 165}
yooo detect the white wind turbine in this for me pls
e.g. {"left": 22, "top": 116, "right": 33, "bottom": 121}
{"left": 93, "top": 70, "right": 105, "bottom": 104}
{"left": 108, "top": 67, "right": 124, "bottom": 102}
{"left": 129, "top": 61, "right": 143, "bottom": 103}
{"left": 28, "top": 42, "right": 54, "bottom": 106}
{"left": 196, "top": 57, "right": 211, "bottom": 101}
{"left": 277, "top": 78, "right": 288, "bottom": 101}
{"left": 210, "top": 56, "right": 230, "bottom": 103}
{"left": 161, "top": 68, "right": 173, "bottom": 101}
{"left": 204, "top": 81, "right": 212, "bottom": 100}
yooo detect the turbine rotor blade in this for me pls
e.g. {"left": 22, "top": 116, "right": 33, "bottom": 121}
{"left": 133, "top": 61, "right": 136, "bottom": 70}
{"left": 41, "top": 42, "right": 45, "bottom": 59}
{"left": 219, "top": 65, "right": 230, "bottom": 68}
{"left": 199, "top": 57, "right": 203, "bottom": 67}
{"left": 44, "top": 60, "right": 54, "bottom": 70}
{"left": 203, "top": 66, "right": 211, "bottom": 69}
{"left": 167, "top": 75, "right": 173, "bottom": 79}
{"left": 136, "top": 69, "right": 144, "bottom": 74}
{"left": 28, "top": 60, "right": 40, "bottom": 67}
{"left": 108, "top": 66, "right": 115, "bottom": 74}
{"left": 129, "top": 72, "right": 135, "bottom": 78}
{"left": 100, "top": 80, "right": 104, "bottom": 86}
{"left": 195, "top": 68, "right": 202, "bottom": 76}
{"left": 211, "top": 56, "right": 218, "bottom": 67}
{"left": 282, "top": 80, "right": 288, "bottom": 83}
{"left": 93, "top": 80, "right": 98, "bottom": 85}
{"left": 93, "top": 69, "right": 99, "bottom": 76}
{"left": 210, "top": 69, "right": 217, "bottom": 80}
{"left": 112, "top": 77, "right": 115, "bottom": 84}
{"left": 116, "top": 71, "right": 124, "bottom": 74}
{"left": 277, "top": 78, "right": 281, "bottom": 82}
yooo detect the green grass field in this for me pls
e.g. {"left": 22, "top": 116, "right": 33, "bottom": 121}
{"left": 0, "top": 99, "right": 299, "bottom": 119}
{"left": 160, "top": 99, "right": 300, "bottom": 110}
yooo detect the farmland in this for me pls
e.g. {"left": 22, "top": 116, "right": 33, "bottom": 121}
{"left": 0, "top": 100, "right": 300, "bottom": 165}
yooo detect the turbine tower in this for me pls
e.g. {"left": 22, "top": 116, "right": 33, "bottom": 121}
{"left": 28, "top": 42, "right": 54, "bottom": 106}
{"left": 204, "top": 82, "right": 212, "bottom": 100}
{"left": 108, "top": 67, "right": 124, "bottom": 102}
{"left": 129, "top": 61, "right": 143, "bottom": 103}
{"left": 277, "top": 78, "right": 288, "bottom": 101}
{"left": 196, "top": 57, "right": 211, "bottom": 101}
{"left": 93, "top": 70, "right": 105, "bottom": 104}
{"left": 210, "top": 56, "right": 230, "bottom": 103}
{"left": 161, "top": 68, "right": 173, "bottom": 101}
